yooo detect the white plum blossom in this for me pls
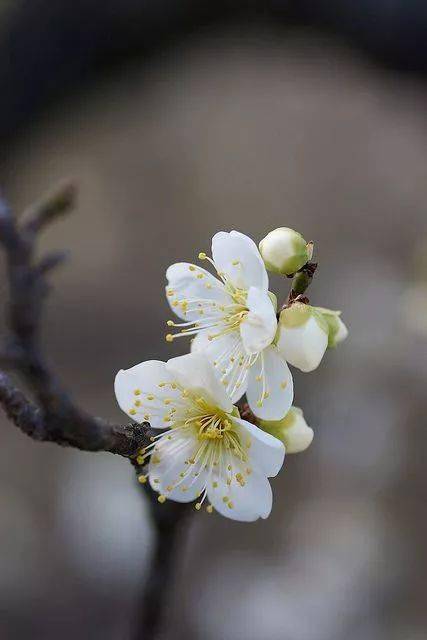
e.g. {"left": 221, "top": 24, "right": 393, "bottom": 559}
{"left": 276, "top": 302, "right": 329, "bottom": 373}
{"left": 115, "top": 353, "right": 285, "bottom": 521}
{"left": 259, "top": 227, "right": 310, "bottom": 276}
{"left": 260, "top": 406, "right": 314, "bottom": 454}
{"left": 165, "top": 231, "right": 293, "bottom": 420}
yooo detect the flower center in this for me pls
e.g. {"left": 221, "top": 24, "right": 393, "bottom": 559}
{"left": 135, "top": 390, "right": 253, "bottom": 512}
{"left": 165, "top": 257, "right": 249, "bottom": 345}
{"left": 195, "top": 413, "right": 232, "bottom": 440}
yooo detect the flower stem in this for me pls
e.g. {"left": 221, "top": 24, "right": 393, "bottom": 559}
{"left": 284, "top": 262, "right": 318, "bottom": 307}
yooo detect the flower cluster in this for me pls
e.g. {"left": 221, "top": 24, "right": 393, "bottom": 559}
{"left": 115, "top": 228, "right": 347, "bottom": 521}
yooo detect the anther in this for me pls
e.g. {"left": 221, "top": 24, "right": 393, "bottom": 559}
{"left": 165, "top": 334, "right": 174, "bottom": 342}
{"left": 138, "top": 475, "right": 147, "bottom": 484}
{"left": 158, "top": 495, "right": 167, "bottom": 503}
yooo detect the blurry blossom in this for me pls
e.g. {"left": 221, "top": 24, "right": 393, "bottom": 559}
{"left": 1, "top": 5, "right": 427, "bottom": 640}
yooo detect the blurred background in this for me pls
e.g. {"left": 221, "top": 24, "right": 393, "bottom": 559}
{"left": 1, "top": 1, "right": 427, "bottom": 639}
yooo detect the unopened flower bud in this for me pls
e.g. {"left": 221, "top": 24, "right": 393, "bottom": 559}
{"left": 260, "top": 406, "right": 313, "bottom": 454}
{"left": 315, "top": 307, "right": 349, "bottom": 348}
{"left": 259, "top": 227, "right": 310, "bottom": 276}
{"left": 276, "top": 302, "right": 328, "bottom": 372}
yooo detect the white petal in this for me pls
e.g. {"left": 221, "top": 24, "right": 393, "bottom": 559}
{"left": 114, "top": 361, "right": 179, "bottom": 429}
{"left": 277, "top": 315, "right": 328, "bottom": 372}
{"left": 283, "top": 408, "right": 314, "bottom": 453}
{"left": 166, "top": 262, "right": 230, "bottom": 321}
{"left": 191, "top": 330, "right": 249, "bottom": 403}
{"left": 240, "top": 286, "right": 277, "bottom": 355}
{"left": 232, "top": 416, "right": 285, "bottom": 477}
{"left": 149, "top": 435, "right": 208, "bottom": 503}
{"left": 166, "top": 352, "right": 233, "bottom": 413}
{"left": 212, "top": 231, "right": 268, "bottom": 291}
{"left": 208, "top": 470, "right": 273, "bottom": 522}
{"left": 246, "top": 345, "right": 294, "bottom": 420}
{"left": 335, "top": 317, "right": 349, "bottom": 344}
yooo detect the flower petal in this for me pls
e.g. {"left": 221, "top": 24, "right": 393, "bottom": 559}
{"left": 277, "top": 315, "right": 328, "bottom": 372}
{"left": 149, "top": 435, "right": 208, "bottom": 503}
{"left": 191, "top": 330, "right": 249, "bottom": 403}
{"left": 166, "top": 262, "right": 230, "bottom": 321}
{"left": 207, "top": 469, "right": 273, "bottom": 522}
{"left": 246, "top": 345, "right": 294, "bottom": 420}
{"left": 240, "top": 286, "right": 277, "bottom": 355}
{"left": 232, "top": 416, "right": 285, "bottom": 477}
{"left": 166, "top": 352, "right": 233, "bottom": 413}
{"left": 212, "top": 231, "right": 268, "bottom": 291}
{"left": 114, "top": 360, "right": 179, "bottom": 429}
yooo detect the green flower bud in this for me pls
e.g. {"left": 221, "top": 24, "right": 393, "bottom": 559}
{"left": 259, "top": 227, "right": 310, "bottom": 276}
{"left": 259, "top": 406, "right": 313, "bottom": 454}
{"left": 315, "top": 307, "right": 348, "bottom": 348}
{"left": 276, "top": 302, "right": 329, "bottom": 372}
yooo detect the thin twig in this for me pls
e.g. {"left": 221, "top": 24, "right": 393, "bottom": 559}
{"left": 0, "top": 183, "right": 152, "bottom": 457}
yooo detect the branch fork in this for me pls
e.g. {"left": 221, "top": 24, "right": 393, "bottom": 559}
{"left": 0, "top": 182, "right": 152, "bottom": 458}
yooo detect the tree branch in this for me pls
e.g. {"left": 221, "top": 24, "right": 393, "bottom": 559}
{"left": 0, "top": 183, "right": 152, "bottom": 458}
{"left": 132, "top": 489, "right": 192, "bottom": 640}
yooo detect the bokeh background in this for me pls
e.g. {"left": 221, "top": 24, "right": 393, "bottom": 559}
{"left": 1, "top": 2, "right": 427, "bottom": 639}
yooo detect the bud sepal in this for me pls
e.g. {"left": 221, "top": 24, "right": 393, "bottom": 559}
{"left": 315, "top": 307, "right": 348, "bottom": 348}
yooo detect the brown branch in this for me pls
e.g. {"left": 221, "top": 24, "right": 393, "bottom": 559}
{"left": 0, "top": 183, "right": 152, "bottom": 458}
{"left": 132, "top": 488, "right": 192, "bottom": 640}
